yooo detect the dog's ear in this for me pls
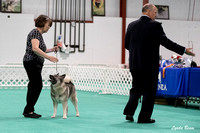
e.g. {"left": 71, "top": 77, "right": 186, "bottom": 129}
{"left": 49, "top": 75, "right": 54, "bottom": 79}
{"left": 56, "top": 73, "right": 59, "bottom": 76}
{"left": 61, "top": 74, "right": 66, "bottom": 79}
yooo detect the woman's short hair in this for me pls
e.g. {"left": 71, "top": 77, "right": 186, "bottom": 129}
{"left": 35, "top": 15, "right": 52, "bottom": 28}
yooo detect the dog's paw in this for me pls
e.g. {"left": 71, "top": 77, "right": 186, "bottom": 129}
{"left": 51, "top": 115, "right": 56, "bottom": 118}
{"left": 63, "top": 116, "right": 67, "bottom": 119}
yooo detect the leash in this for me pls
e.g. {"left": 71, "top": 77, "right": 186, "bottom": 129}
{"left": 56, "top": 52, "right": 58, "bottom": 73}
{"left": 55, "top": 51, "right": 58, "bottom": 73}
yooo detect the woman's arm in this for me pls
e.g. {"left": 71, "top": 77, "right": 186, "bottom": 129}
{"left": 46, "top": 46, "right": 59, "bottom": 53}
{"left": 31, "top": 39, "right": 58, "bottom": 63}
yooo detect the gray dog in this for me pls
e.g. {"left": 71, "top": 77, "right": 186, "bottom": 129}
{"left": 49, "top": 74, "right": 80, "bottom": 119}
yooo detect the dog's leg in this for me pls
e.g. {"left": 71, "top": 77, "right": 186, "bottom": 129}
{"left": 70, "top": 96, "right": 80, "bottom": 117}
{"left": 51, "top": 101, "right": 58, "bottom": 118}
{"left": 62, "top": 101, "right": 68, "bottom": 119}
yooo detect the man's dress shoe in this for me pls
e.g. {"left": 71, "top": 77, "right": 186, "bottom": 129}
{"left": 137, "top": 119, "right": 155, "bottom": 123}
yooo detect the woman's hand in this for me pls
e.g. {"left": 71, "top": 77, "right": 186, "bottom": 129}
{"left": 48, "top": 56, "right": 58, "bottom": 63}
{"left": 52, "top": 46, "right": 60, "bottom": 52}
{"left": 46, "top": 46, "right": 59, "bottom": 53}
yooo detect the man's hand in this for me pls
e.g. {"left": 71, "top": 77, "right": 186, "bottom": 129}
{"left": 185, "top": 48, "right": 195, "bottom": 56}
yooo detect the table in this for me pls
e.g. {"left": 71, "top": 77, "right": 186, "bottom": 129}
{"left": 157, "top": 67, "right": 200, "bottom": 97}
{"left": 188, "top": 68, "right": 200, "bottom": 97}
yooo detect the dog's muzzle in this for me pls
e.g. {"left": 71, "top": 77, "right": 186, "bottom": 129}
{"left": 49, "top": 76, "right": 57, "bottom": 85}
{"left": 49, "top": 79, "right": 57, "bottom": 85}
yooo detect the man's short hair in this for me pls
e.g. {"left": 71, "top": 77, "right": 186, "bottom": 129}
{"left": 142, "top": 3, "right": 154, "bottom": 13}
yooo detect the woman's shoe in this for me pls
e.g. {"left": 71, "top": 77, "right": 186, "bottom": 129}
{"left": 126, "top": 115, "right": 134, "bottom": 121}
{"left": 23, "top": 112, "right": 41, "bottom": 118}
{"left": 33, "top": 112, "right": 42, "bottom": 118}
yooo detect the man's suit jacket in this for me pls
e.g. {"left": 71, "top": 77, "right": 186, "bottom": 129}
{"left": 125, "top": 16, "right": 185, "bottom": 89}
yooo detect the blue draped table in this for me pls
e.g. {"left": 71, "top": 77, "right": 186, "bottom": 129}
{"left": 157, "top": 67, "right": 200, "bottom": 97}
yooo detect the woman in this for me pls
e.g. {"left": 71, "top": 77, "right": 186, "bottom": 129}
{"left": 23, "top": 15, "right": 59, "bottom": 118}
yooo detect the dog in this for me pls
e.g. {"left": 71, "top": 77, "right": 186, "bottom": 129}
{"left": 49, "top": 74, "right": 79, "bottom": 119}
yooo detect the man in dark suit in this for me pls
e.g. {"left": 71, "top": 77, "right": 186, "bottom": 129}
{"left": 123, "top": 3, "right": 195, "bottom": 123}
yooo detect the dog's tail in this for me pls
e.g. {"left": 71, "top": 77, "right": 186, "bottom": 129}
{"left": 64, "top": 76, "right": 72, "bottom": 83}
